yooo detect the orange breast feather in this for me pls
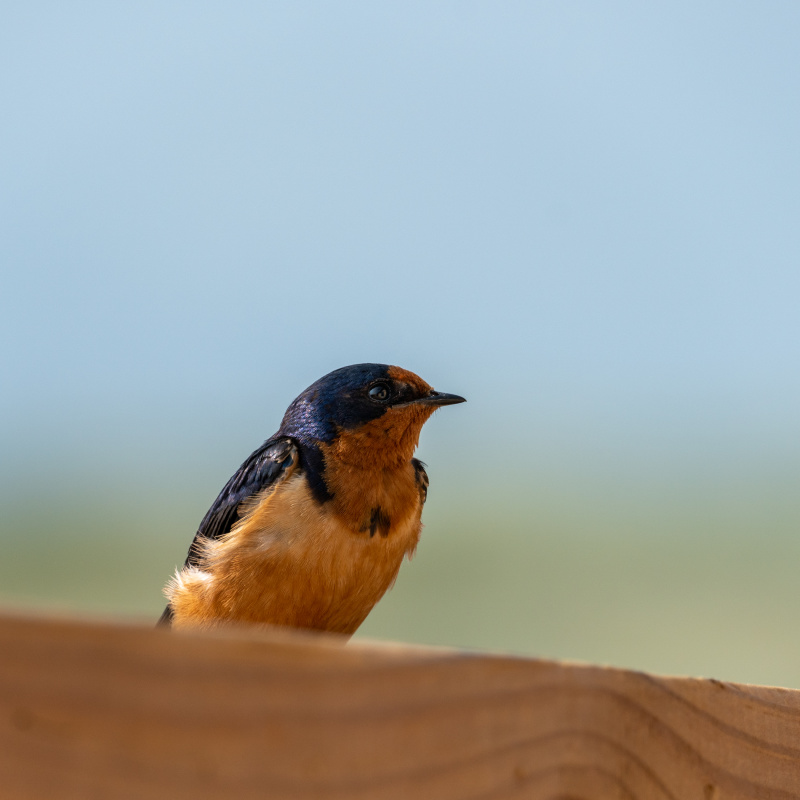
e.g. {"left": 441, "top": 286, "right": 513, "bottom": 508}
{"left": 166, "top": 459, "right": 423, "bottom": 635}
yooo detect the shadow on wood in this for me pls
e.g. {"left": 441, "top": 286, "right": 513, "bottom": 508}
{"left": 1, "top": 612, "right": 799, "bottom": 799}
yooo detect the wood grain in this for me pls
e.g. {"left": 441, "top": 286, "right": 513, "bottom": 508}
{"left": 1, "top": 612, "right": 799, "bottom": 799}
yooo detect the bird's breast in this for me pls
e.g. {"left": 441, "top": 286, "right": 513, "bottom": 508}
{"left": 168, "top": 463, "right": 423, "bottom": 635}
{"left": 322, "top": 454, "right": 423, "bottom": 539}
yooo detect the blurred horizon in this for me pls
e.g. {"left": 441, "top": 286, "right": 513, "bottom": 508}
{"left": 3, "top": 3, "right": 800, "bottom": 688}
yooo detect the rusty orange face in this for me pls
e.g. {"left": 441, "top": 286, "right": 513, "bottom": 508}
{"left": 300, "top": 364, "right": 466, "bottom": 470}
{"left": 278, "top": 363, "right": 465, "bottom": 452}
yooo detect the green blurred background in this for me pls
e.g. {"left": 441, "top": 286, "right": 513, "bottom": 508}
{"left": 3, "top": 3, "right": 800, "bottom": 688}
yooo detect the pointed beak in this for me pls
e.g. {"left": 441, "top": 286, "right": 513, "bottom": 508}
{"left": 413, "top": 390, "right": 467, "bottom": 407}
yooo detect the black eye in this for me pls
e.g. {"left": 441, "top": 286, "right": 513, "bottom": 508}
{"left": 368, "top": 383, "right": 391, "bottom": 402}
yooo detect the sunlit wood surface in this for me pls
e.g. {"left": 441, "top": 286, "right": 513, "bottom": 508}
{"left": 1, "top": 613, "right": 799, "bottom": 799}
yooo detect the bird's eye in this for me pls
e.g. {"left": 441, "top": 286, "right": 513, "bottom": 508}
{"left": 368, "top": 383, "right": 391, "bottom": 402}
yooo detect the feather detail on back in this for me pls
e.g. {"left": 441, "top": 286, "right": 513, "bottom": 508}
{"left": 186, "top": 437, "right": 299, "bottom": 564}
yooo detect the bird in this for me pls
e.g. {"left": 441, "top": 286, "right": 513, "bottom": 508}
{"left": 159, "top": 363, "right": 465, "bottom": 635}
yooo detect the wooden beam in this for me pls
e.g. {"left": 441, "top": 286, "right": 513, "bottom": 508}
{"left": 1, "top": 612, "right": 799, "bottom": 799}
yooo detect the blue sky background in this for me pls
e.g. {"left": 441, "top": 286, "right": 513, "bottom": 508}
{"left": 2, "top": 3, "right": 800, "bottom": 686}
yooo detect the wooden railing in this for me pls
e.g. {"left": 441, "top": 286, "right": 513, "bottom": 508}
{"left": 1, "top": 612, "right": 799, "bottom": 798}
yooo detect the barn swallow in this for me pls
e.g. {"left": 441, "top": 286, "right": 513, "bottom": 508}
{"left": 160, "top": 364, "right": 465, "bottom": 635}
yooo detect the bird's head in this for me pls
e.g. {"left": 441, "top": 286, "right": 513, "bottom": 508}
{"left": 280, "top": 363, "right": 465, "bottom": 468}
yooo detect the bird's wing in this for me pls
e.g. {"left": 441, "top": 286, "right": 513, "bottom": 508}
{"left": 412, "top": 458, "right": 429, "bottom": 505}
{"left": 184, "top": 436, "right": 299, "bottom": 568}
{"left": 157, "top": 437, "right": 300, "bottom": 626}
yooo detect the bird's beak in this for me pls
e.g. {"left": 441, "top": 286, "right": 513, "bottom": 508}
{"left": 412, "top": 390, "right": 467, "bottom": 407}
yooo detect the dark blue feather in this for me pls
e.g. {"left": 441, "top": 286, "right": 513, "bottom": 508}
{"left": 184, "top": 436, "right": 297, "bottom": 567}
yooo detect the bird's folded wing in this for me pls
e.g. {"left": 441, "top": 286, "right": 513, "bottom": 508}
{"left": 184, "top": 437, "right": 299, "bottom": 568}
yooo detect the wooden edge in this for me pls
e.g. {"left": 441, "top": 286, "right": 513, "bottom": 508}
{"left": 1, "top": 610, "right": 799, "bottom": 799}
